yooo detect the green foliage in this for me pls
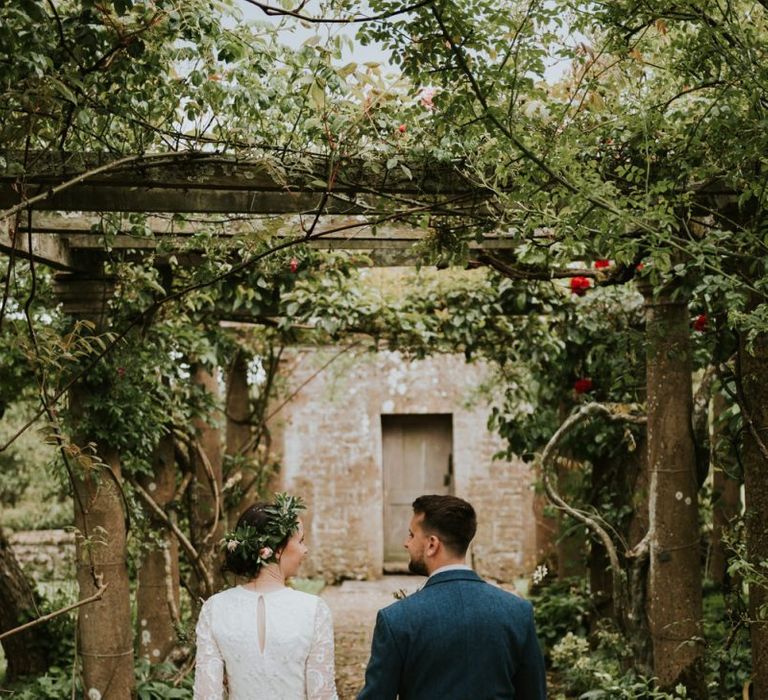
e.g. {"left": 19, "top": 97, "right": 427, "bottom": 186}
{"left": 7, "top": 664, "right": 78, "bottom": 699}
{"left": 0, "top": 450, "right": 31, "bottom": 507}
{"left": 702, "top": 591, "right": 752, "bottom": 699}
{"left": 2, "top": 2, "right": 767, "bottom": 696}
{"left": 550, "top": 630, "right": 690, "bottom": 700}
{"left": 0, "top": 400, "right": 68, "bottom": 530}
{"left": 487, "top": 284, "right": 646, "bottom": 462}
{"left": 7, "top": 660, "right": 195, "bottom": 700}
{"left": 135, "top": 659, "right": 193, "bottom": 700}
{"left": 36, "top": 581, "right": 78, "bottom": 667}
{"left": 529, "top": 577, "right": 591, "bottom": 653}
{"left": 534, "top": 576, "right": 751, "bottom": 698}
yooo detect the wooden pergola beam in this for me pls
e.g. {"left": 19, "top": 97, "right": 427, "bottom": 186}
{"left": 0, "top": 151, "right": 489, "bottom": 215}
{"left": 0, "top": 218, "right": 75, "bottom": 271}
{"left": 11, "top": 212, "right": 518, "bottom": 268}
{"left": 0, "top": 152, "right": 501, "bottom": 269}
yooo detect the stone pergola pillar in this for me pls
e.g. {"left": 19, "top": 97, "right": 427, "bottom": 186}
{"left": 226, "top": 349, "right": 251, "bottom": 457}
{"left": 738, "top": 314, "right": 768, "bottom": 698}
{"left": 188, "top": 362, "right": 225, "bottom": 600}
{"left": 225, "top": 348, "right": 257, "bottom": 520}
{"left": 136, "top": 432, "right": 180, "bottom": 663}
{"left": 641, "top": 282, "right": 705, "bottom": 696}
{"left": 54, "top": 263, "right": 134, "bottom": 699}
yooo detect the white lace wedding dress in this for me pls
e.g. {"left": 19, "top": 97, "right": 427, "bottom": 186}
{"left": 193, "top": 586, "right": 339, "bottom": 700}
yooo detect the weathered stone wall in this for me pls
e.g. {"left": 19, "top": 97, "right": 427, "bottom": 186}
{"left": 9, "top": 529, "right": 75, "bottom": 581}
{"left": 272, "top": 348, "right": 537, "bottom": 583}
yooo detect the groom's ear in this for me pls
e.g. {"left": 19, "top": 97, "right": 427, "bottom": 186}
{"left": 425, "top": 534, "right": 441, "bottom": 556}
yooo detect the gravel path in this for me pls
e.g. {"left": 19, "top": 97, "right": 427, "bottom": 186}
{"left": 322, "top": 575, "right": 425, "bottom": 700}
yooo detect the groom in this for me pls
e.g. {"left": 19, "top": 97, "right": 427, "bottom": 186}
{"left": 358, "top": 494, "right": 547, "bottom": 699}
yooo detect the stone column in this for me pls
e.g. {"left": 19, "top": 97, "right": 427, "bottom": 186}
{"left": 136, "top": 433, "right": 180, "bottom": 663}
{"left": 55, "top": 263, "right": 135, "bottom": 699}
{"left": 738, "top": 320, "right": 768, "bottom": 699}
{"left": 642, "top": 284, "right": 705, "bottom": 696}
{"left": 188, "top": 362, "right": 224, "bottom": 600}
{"left": 226, "top": 349, "right": 251, "bottom": 458}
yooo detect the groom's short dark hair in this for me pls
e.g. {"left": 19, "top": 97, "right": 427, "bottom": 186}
{"left": 412, "top": 495, "right": 477, "bottom": 556}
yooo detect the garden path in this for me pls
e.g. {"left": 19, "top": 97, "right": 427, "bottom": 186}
{"left": 322, "top": 574, "right": 425, "bottom": 700}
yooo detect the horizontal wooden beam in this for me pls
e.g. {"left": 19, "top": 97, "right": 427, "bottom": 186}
{"left": 0, "top": 151, "right": 489, "bottom": 215}
{"left": 0, "top": 219, "right": 76, "bottom": 271}
{"left": 0, "top": 186, "right": 371, "bottom": 214}
{"left": 16, "top": 212, "right": 519, "bottom": 267}
{"left": 57, "top": 232, "right": 516, "bottom": 251}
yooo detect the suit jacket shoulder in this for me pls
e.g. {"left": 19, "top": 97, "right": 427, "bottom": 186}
{"left": 364, "top": 570, "right": 546, "bottom": 700}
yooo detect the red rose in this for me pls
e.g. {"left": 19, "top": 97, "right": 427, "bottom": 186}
{"left": 398, "top": 124, "right": 407, "bottom": 133}
{"left": 569, "top": 276, "right": 591, "bottom": 296}
{"left": 116, "top": 367, "right": 126, "bottom": 378}
{"left": 289, "top": 257, "right": 299, "bottom": 273}
{"left": 574, "top": 378, "right": 593, "bottom": 394}
{"left": 635, "top": 262, "right": 645, "bottom": 271}
{"left": 594, "top": 259, "right": 611, "bottom": 269}
{"left": 693, "top": 313, "right": 708, "bottom": 332}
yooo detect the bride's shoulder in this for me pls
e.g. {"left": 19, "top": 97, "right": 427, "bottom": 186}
{"left": 286, "top": 589, "right": 334, "bottom": 626}
{"left": 203, "top": 586, "right": 241, "bottom": 605}
{"left": 284, "top": 587, "right": 322, "bottom": 604}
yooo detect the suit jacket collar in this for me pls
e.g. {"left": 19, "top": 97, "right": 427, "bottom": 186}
{"left": 423, "top": 568, "right": 483, "bottom": 588}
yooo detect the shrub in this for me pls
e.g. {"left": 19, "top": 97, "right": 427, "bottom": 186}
{"left": 550, "top": 631, "right": 689, "bottom": 700}
{"left": 529, "top": 576, "right": 591, "bottom": 653}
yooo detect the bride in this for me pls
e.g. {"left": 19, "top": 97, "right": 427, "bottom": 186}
{"left": 194, "top": 494, "right": 339, "bottom": 699}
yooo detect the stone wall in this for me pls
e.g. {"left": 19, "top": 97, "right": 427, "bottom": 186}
{"left": 9, "top": 529, "right": 75, "bottom": 581}
{"left": 272, "top": 347, "right": 537, "bottom": 583}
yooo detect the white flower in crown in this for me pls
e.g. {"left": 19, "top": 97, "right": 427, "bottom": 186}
{"left": 259, "top": 546, "right": 274, "bottom": 560}
{"left": 226, "top": 539, "right": 239, "bottom": 552}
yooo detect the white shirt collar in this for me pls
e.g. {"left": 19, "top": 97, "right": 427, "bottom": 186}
{"left": 428, "top": 563, "right": 472, "bottom": 579}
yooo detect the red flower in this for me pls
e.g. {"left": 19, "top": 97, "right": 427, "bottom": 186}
{"left": 289, "top": 257, "right": 299, "bottom": 273}
{"left": 398, "top": 124, "right": 407, "bottom": 133}
{"left": 116, "top": 367, "right": 126, "bottom": 378}
{"left": 574, "top": 378, "right": 593, "bottom": 394}
{"left": 693, "top": 313, "right": 708, "bottom": 332}
{"left": 635, "top": 262, "right": 645, "bottom": 271}
{"left": 594, "top": 259, "right": 611, "bottom": 269}
{"left": 569, "top": 276, "right": 591, "bottom": 296}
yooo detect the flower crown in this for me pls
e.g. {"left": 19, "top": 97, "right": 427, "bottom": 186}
{"left": 222, "top": 493, "right": 305, "bottom": 567}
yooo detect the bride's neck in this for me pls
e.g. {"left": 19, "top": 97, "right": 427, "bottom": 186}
{"left": 245, "top": 564, "right": 285, "bottom": 591}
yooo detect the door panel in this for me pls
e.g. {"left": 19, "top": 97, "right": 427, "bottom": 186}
{"left": 382, "top": 414, "right": 453, "bottom": 562}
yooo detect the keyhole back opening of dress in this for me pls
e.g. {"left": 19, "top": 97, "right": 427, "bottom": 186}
{"left": 257, "top": 594, "right": 267, "bottom": 654}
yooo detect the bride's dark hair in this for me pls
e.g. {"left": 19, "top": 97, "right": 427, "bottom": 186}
{"left": 222, "top": 501, "right": 294, "bottom": 578}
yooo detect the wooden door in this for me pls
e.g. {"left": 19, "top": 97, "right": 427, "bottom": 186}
{"left": 382, "top": 414, "right": 453, "bottom": 563}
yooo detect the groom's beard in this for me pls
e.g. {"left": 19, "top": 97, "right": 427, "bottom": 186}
{"left": 408, "top": 556, "right": 428, "bottom": 577}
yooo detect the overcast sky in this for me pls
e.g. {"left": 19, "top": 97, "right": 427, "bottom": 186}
{"left": 236, "top": 1, "right": 393, "bottom": 67}
{"left": 234, "top": 1, "right": 570, "bottom": 81}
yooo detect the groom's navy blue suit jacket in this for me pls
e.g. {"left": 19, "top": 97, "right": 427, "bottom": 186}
{"left": 358, "top": 569, "right": 547, "bottom": 700}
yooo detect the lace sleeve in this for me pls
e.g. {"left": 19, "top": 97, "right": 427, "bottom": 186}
{"left": 193, "top": 600, "right": 226, "bottom": 700}
{"left": 305, "top": 597, "right": 339, "bottom": 700}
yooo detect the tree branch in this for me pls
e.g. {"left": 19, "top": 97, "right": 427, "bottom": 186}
{"left": 0, "top": 581, "right": 108, "bottom": 642}
{"left": 540, "top": 401, "right": 646, "bottom": 625}
{"left": 245, "top": 0, "right": 434, "bottom": 24}
{"left": 129, "top": 477, "right": 214, "bottom": 598}
{"left": 477, "top": 252, "right": 597, "bottom": 280}
{"left": 194, "top": 439, "right": 222, "bottom": 547}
